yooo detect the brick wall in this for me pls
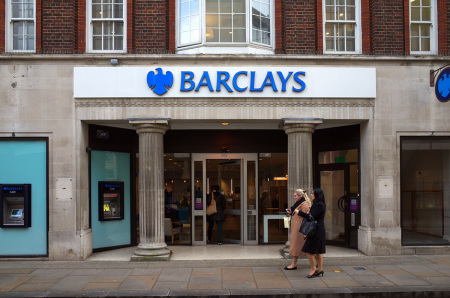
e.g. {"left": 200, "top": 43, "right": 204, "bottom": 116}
{"left": 370, "top": 0, "right": 405, "bottom": 55}
{"left": 41, "top": 0, "right": 75, "bottom": 54}
{"left": 438, "top": 0, "right": 449, "bottom": 55}
{"left": 284, "top": 0, "right": 317, "bottom": 54}
{"left": 133, "top": 0, "right": 169, "bottom": 54}
{"left": 0, "top": 1, "right": 5, "bottom": 52}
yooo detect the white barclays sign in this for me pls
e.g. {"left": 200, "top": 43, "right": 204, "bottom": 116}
{"left": 74, "top": 67, "right": 376, "bottom": 98}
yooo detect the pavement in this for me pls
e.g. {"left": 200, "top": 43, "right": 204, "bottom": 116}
{"left": 1, "top": 245, "right": 450, "bottom": 297}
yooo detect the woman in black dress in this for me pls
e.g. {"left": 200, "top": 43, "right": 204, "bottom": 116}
{"left": 207, "top": 185, "right": 226, "bottom": 245}
{"left": 298, "top": 188, "right": 326, "bottom": 278}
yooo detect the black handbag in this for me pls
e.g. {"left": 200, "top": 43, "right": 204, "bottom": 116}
{"left": 299, "top": 215, "right": 317, "bottom": 237}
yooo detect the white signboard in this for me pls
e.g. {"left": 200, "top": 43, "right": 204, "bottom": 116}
{"left": 74, "top": 66, "right": 376, "bottom": 98}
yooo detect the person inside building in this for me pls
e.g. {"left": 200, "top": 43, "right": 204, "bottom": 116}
{"left": 272, "top": 192, "right": 280, "bottom": 210}
{"left": 207, "top": 185, "right": 226, "bottom": 245}
{"left": 297, "top": 188, "right": 327, "bottom": 278}
{"left": 284, "top": 189, "right": 311, "bottom": 270}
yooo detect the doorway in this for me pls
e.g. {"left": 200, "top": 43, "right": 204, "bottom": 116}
{"left": 318, "top": 164, "right": 360, "bottom": 248}
{"left": 191, "top": 153, "right": 258, "bottom": 245}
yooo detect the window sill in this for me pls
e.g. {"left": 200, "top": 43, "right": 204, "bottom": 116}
{"left": 176, "top": 44, "right": 274, "bottom": 55}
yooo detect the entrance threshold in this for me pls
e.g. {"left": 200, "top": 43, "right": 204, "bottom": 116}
{"left": 86, "top": 245, "right": 363, "bottom": 262}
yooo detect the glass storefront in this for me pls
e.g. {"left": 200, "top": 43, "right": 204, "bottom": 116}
{"left": 401, "top": 137, "right": 450, "bottom": 246}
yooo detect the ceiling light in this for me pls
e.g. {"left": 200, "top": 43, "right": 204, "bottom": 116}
{"left": 221, "top": 123, "right": 229, "bottom": 126}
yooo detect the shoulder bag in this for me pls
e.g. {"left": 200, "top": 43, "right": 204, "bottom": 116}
{"left": 206, "top": 197, "right": 217, "bottom": 215}
{"left": 299, "top": 214, "right": 316, "bottom": 237}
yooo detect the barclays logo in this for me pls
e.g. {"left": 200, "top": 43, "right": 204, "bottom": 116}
{"left": 147, "top": 68, "right": 174, "bottom": 96}
{"left": 436, "top": 67, "right": 450, "bottom": 102}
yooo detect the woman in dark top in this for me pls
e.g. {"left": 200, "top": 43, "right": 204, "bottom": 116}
{"left": 207, "top": 185, "right": 226, "bottom": 245}
{"left": 297, "top": 188, "right": 326, "bottom": 278}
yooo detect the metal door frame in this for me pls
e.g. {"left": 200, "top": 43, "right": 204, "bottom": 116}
{"left": 191, "top": 153, "right": 258, "bottom": 245}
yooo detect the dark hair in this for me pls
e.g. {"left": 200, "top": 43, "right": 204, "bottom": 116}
{"left": 312, "top": 188, "right": 326, "bottom": 207}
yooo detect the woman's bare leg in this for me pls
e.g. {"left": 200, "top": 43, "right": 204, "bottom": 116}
{"left": 306, "top": 253, "right": 316, "bottom": 275}
{"left": 287, "top": 256, "right": 298, "bottom": 269}
{"left": 315, "top": 254, "right": 323, "bottom": 271}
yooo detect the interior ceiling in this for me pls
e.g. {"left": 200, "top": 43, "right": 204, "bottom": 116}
{"left": 84, "top": 119, "right": 363, "bottom": 131}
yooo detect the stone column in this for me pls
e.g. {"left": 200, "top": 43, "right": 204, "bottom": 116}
{"left": 281, "top": 118, "right": 322, "bottom": 258}
{"left": 129, "top": 118, "right": 171, "bottom": 261}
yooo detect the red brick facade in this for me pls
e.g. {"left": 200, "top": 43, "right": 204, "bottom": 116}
{"left": 0, "top": 0, "right": 449, "bottom": 56}
{"left": 284, "top": 0, "right": 317, "bottom": 54}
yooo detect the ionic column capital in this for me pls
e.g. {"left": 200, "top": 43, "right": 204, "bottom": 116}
{"left": 281, "top": 118, "right": 323, "bottom": 134}
{"left": 128, "top": 118, "right": 170, "bottom": 135}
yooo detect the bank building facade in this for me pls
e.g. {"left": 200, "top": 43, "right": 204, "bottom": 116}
{"left": 0, "top": 0, "right": 450, "bottom": 260}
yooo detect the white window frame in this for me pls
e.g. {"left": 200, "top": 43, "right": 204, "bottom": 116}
{"left": 323, "top": 0, "right": 362, "bottom": 54}
{"left": 410, "top": 0, "right": 438, "bottom": 55}
{"left": 176, "top": 0, "right": 275, "bottom": 54}
{"left": 86, "top": 0, "right": 127, "bottom": 53}
{"left": 6, "top": 0, "right": 36, "bottom": 53}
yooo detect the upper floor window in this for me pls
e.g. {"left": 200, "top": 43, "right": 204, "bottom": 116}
{"left": 6, "top": 0, "right": 35, "bottom": 52}
{"left": 177, "top": 0, "right": 273, "bottom": 54}
{"left": 323, "top": 0, "right": 361, "bottom": 54}
{"left": 410, "top": 0, "right": 437, "bottom": 54}
{"left": 87, "top": 0, "right": 126, "bottom": 53}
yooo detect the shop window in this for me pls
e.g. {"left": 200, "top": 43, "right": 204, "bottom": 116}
{"left": 401, "top": 137, "right": 450, "bottom": 246}
{"left": 318, "top": 149, "right": 358, "bottom": 164}
{"left": 177, "top": 0, "right": 274, "bottom": 54}
{"left": 323, "top": 0, "right": 361, "bottom": 54}
{"left": 410, "top": 0, "right": 437, "bottom": 54}
{"left": 87, "top": 0, "right": 126, "bottom": 53}
{"left": 6, "top": 0, "right": 35, "bottom": 52}
{"left": 258, "top": 153, "right": 287, "bottom": 244}
{"left": 164, "top": 153, "right": 192, "bottom": 244}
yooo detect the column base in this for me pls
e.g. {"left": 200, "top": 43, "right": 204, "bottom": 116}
{"left": 131, "top": 243, "right": 172, "bottom": 262}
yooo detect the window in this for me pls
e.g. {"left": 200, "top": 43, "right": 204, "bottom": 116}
{"left": 401, "top": 137, "right": 450, "bottom": 246}
{"left": 323, "top": 0, "right": 361, "bottom": 54}
{"left": 88, "top": 0, "right": 126, "bottom": 53}
{"left": 410, "top": 0, "right": 437, "bottom": 54}
{"left": 177, "top": 0, "right": 274, "bottom": 54}
{"left": 6, "top": 0, "right": 35, "bottom": 52}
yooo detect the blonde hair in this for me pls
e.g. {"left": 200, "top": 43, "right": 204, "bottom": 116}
{"left": 294, "top": 188, "right": 311, "bottom": 205}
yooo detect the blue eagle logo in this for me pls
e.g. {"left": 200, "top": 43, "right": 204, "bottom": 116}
{"left": 436, "top": 68, "right": 450, "bottom": 102}
{"left": 147, "top": 68, "right": 174, "bottom": 96}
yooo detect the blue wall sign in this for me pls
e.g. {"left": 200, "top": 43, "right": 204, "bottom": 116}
{"left": 435, "top": 67, "right": 450, "bottom": 102}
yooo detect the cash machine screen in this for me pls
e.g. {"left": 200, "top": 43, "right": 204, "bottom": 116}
{"left": 98, "top": 181, "right": 124, "bottom": 221}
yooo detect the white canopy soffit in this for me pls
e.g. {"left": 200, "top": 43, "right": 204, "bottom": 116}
{"left": 74, "top": 66, "right": 376, "bottom": 99}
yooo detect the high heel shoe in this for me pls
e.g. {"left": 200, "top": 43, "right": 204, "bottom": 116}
{"left": 313, "top": 270, "right": 324, "bottom": 277}
{"left": 284, "top": 266, "right": 297, "bottom": 270}
{"left": 307, "top": 270, "right": 318, "bottom": 278}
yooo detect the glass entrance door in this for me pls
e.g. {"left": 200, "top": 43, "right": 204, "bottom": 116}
{"left": 191, "top": 153, "right": 258, "bottom": 245}
{"left": 319, "top": 164, "right": 360, "bottom": 248}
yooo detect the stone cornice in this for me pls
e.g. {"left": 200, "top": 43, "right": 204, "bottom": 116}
{"left": 75, "top": 98, "right": 375, "bottom": 108}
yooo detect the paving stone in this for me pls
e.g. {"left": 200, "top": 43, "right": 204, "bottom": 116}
{"left": 49, "top": 275, "right": 96, "bottom": 291}
{"left": 252, "top": 267, "right": 281, "bottom": 273}
{"left": 378, "top": 272, "right": 431, "bottom": 286}
{"left": 288, "top": 277, "right": 327, "bottom": 288}
{"left": 0, "top": 275, "right": 33, "bottom": 292}
{"left": 222, "top": 268, "right": 254, "bottom": 283}
{"left": 191, "top": 268, "right": 221, "bottom": 275}
{"left": 170, "top": 289, "right": 230, "bottom": 296}
{"left": 123, "top": 275, "right": 158, "bottom": 290}
{"left": 397, "top": 264, "right": 445, "bottom": 277}
{"left": 69, "top": 269, "right": 103, "bottom": 276}
{"left": 152, "top": 281, "right": 188, "bottom": 290}
{"left": 129, "top": 268, "right": 161, "bottom": 276}
{"left": 339, "top": 265, "right": 379, "bottom": 276}
{"left": 222, "top": 281, "right": 256, "bottom": 289}
{"left": 157, "top": 268, "right": 192, "bottom": 282}
{"left": 0, "top": 269, "right": 34, "bottom": 274}
{"left": 352, "top": 274, "right": 396, "bottom": 287}
{"left": 11, "top": 282, "right": 55, "bottom": 292}
{"left": 253, "top": 271, "right": 292, "bottom": 289}
{"left": 188, "top": 274, "right": 222, "bottom": 290}
{"left": 83, "top": 281, "right": 121, "bottom": 291}
{"left": 91, "top": 269, "right": 132, "bottom": 283}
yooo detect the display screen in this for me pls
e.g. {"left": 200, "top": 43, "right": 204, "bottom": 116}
{"left": 10, "top": 209, "right": 23, "bottom": 217}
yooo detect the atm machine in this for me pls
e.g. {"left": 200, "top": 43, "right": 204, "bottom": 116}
{"left": 0, "top": 184, "right": 32, "bottom": 228}
{"left": 98, "top": 181, "right": 124, "bottom": 221}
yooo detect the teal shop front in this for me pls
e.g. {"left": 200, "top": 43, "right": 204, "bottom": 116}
{"left": 90, "top": 150, "right": 131, "bottom": 250}
{"left": 0, "top": 139, "right": 48, "bottom": 257}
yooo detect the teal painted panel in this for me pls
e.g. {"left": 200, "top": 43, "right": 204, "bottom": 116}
{"left": 0, "top": 140, "right": 47, "bottom": 256}
{"left": 91, "top": 150, "right": 131, "bottom": 249}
